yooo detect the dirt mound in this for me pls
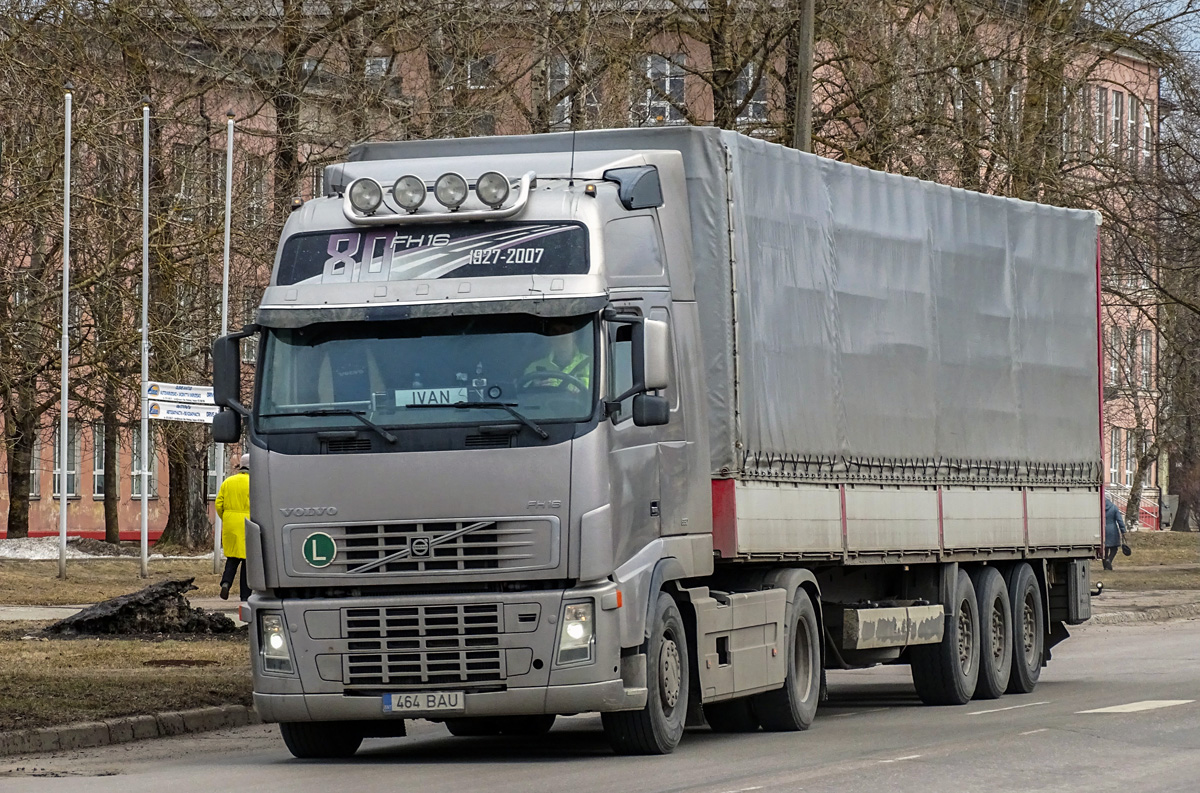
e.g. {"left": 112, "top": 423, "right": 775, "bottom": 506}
{"left": 43, "top": 578, "right": 238, "bottom": 636}
{"left": 66, "top": 537, "right": 139, "bottom": 557}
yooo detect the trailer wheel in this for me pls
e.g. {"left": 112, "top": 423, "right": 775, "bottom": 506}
{"left": 910, "top": 569, "right": 980, "bottom": 706}
{"left": 969, "top": 566, "right": 1012, "bottom": 700}
{"left": 601, "top": 593, "right": 689, "bottom": 755}
{"left": 1005, "top": 562, "right": 1044, "bottom": 694}
{"left": 751, "top": 588, "right": 820, "bottom": 731}
{"left": 705, "top": 698, "right": 759, "bottom": 733}
{"left": 279, "top": 721, "right": 363, "bottom": 759}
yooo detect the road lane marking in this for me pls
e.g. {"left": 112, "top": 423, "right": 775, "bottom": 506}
{"left": 717, "top": 787, "right": 762, "bottom": 793}
{"left": 1077, "top": 700, "right": 1194, "bottom": 714}
{"left": 1020, "top": 728, "right": 1048, "bottom": 735}
{"left": 968, "top": 700, "right": 1049, "bottom": 716}
{"left": 879, "top": 755, "right": 922, "bottom": 764}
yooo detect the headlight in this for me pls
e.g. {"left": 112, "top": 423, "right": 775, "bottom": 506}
{"left": 557, "top": 601, "right": 594, "bottom": 665}
{"left": 260, "top": 613, "right": 294, "bottom": 674}
{"left": 348, "top": 178, "right": 383, "bottom": 214}
{"left": 433, "top": 172, "right": 468, "bottom": 209}
{"left": 392, "top": 175, "right": 426, "bottom": 212}
{"left": 475, "top": 171, "right": 510, "bottom": 208}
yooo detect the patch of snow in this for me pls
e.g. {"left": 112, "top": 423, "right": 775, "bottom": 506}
{"left": 0, "top": 537, "right": 212, "bottom": 561}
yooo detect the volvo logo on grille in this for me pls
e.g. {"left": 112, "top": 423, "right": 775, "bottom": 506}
{"left": 280, "top": 506, "right": 338, "bottom": 517}
{"left": 409, "top": 537, "right": 431, "bottom": 557}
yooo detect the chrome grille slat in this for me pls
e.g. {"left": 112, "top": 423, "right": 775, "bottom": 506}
{"left": 326, "top": 521, "right": 537, "bottom": 574}
{"left": 340, "top": 604, "right": 504, "bottom": 689}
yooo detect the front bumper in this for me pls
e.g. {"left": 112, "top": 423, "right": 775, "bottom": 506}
{"left": 249, "top": 581, "right": 646, "bottom": 722}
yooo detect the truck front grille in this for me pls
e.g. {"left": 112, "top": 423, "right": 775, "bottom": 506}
{"left": 341, "top": 604, "right": 504, "bottom": 689}
{"left": 339, "top": 520, "right": 535, "bottom": 574}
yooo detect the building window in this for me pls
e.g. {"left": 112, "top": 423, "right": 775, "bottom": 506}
{"left": 309, "top": 164, "right": 324, "bottom": 199}
{"left": 1141, "top": 103, "right": 1153, "bottom": 169}
{"left": 1111, "top": 90, "right": 1124, "bottom": 155}
{"left": 92, "top": 422, "right": 109, "bottom": 499}
{"left": 207, "top": 444, "right": 220, "bottom": 500}
{"left": 172, "top": 143, "right": 197, "bottom": 222}
{"left": 636, "top": 54, "right": 687, "bottom": 126}
{"left": 244, "top": 155, "right": 267, "bottom": 226}
{"left": 1125, "top": 431, "right": 1136, "bottom": 486}
{"left": 242, "top": 286, "right": 259, "bottom": 362}
{"left": 1093, "top": 86, "right": 1107, "bottom": 153}
{"left": 735, "top": 65, "right": 768, "bottom": 127}
{"left": 1109, "top": 427, "right": 1120, "bottom": 484}
{"left": 1140, "top": 329, "right": 1152, "bottom": 389}
{"left": 467, "top": 56, "right": 494, "bottom": 90}
{"left": 52, "top": 419, "right": 80, "bottom": 498}
{"left": 365, "top": 56, "right": 390, "bottom": 79}
{"left": 131, "top": 425, "right": 158, "bottom": 499}
{"left": 29, "top": 434, "right": 41, "bottom": 499}
{"left": 1106, "top": 325, "right": 1119, "bottom": 385}
{"left": 1127, "top": 100, "right": 1139, "bottom": 167}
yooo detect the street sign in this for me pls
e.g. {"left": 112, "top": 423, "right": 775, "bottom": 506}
{"left": 145, "top": 381, "right": 214, "bottom": 405}
{"left": 147, "top": 400, "right": 218, "bottom": 424}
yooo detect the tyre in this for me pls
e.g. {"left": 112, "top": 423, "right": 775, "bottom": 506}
{"left": 279, "top": 721, "right": 363, "bottom": 759}
{"left": 969, "top": 566, "right": 1013, "bottom": 700}
{"left": 910, "top": 568, "right": 980, "bottom": 706}
{"left": 1006, "top": 562, "right": 1045, "bottom": 694}
{"left": 601, "top": 593, "right": 690, "bottom": 755}
{"left": 752, "top": 587, "right": 820, "bottom": 731}
{"left": 705, "top": 698, "right": 759, "bottom": 733}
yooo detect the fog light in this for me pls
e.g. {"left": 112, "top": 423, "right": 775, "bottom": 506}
{"left": 475, "top": 171, "right": 510, "bottom": 208}
{"left": 348, "top": 178, "right": 383, "bottom": 214}
{"left": 260, "top": 613, "right": 294, "bottom": 674}
{"left": 434, "top": 172, "right": 468, "bottom": 209}
{"left": 557, "top": 601, "right": 594, "bottom": 665}
{"left": 392, "top": 174, "right": 426, "bottom": 212}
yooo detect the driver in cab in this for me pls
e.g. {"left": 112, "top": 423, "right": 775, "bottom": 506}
{"left": 524, "top": 320, "right": 591, "bottom": 394}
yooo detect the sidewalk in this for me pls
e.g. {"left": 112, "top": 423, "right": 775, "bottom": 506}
{"left": 1086, "top": 588, "right": 1200, "bottom": 625}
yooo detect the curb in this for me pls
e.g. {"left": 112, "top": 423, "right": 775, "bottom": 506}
{"left": 1087, "top": 602, "right": 1200, "bottom": 626}
{"left": 0, "top": 704, "right": 259, "bottom": 757}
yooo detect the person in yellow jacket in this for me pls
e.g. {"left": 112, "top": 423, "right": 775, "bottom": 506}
{"left": 216, "top": 453, "right": 251, "bottom": 601}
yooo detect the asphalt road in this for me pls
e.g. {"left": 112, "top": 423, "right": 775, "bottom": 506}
{"left": 3, "top": 619, "right": 1198, "bottom": 793}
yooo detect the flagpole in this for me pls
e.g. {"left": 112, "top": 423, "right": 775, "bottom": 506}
{"left": 140, "top": 97, "right": 151, "bottom": 579}
{"left": 58, "top": 82, "right": 73, "bottom": 580}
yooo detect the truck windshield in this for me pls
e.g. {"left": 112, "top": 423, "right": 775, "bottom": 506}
{"left": 255, "top": 314, "right": 596, "bottom": 433}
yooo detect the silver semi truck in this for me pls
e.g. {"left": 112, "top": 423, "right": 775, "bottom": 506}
{"left": 211, "top": 127, "right": 1101, "bottom": 758}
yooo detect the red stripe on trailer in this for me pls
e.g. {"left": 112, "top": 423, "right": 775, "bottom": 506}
{"left": 711, "top": 479, "right": 737, "bottom": 558}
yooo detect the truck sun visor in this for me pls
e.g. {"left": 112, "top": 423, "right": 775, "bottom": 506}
{"left": 275, "top": 221, "right": 589, "bottom": 285}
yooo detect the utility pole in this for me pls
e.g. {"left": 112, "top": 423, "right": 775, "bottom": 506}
{"left": 792, "top": 0, "right": 815, "bottom": 152}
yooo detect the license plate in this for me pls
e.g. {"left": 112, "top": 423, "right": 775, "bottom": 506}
{"left": 383, "top": 691, "right": 464, "bottom": 714}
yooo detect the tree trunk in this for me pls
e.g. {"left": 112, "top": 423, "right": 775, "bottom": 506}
{"left": 4, "top": 409, "right": 36, "bottom": 539}
{"left": 102, "top": 391, "right": 121, "bottom": 543}
{"left": 158, "top": 424, "right": 212, "bottom": 549}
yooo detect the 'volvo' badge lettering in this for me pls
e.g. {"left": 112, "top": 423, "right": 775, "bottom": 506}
{"left": 280, "top": 506, "right": 339, "bottom": 517}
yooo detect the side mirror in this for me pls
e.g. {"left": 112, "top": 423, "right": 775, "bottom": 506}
{"left": 211, "top": 408, "right": 242, "bottom": 443}
{"left": 642, "top": 319, "right": 670, "bottom": 391}
{"left": 632, "top": 394, "right": 669, "bottom": 427}
{"left": 213, "top": 335, "right": 242, "bottom": 409}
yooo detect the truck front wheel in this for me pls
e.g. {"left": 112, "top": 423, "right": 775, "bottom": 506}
{"left": 910, "top": 568, "right": 980, "bottom": 706}
{"left": 601, "top": 593, "right": 689, "bottom": 755}
{"left": 279, "top": 721, "right": 363, "bottom": 759}
{"left": 752, "top": 587, "right": 820, "bottom": 731}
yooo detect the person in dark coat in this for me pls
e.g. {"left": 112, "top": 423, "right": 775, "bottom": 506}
{"left": 1103, "top": 497, "right": 1128, "bottom": 571}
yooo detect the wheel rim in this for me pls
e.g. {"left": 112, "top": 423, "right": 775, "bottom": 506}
{"left": 990, "top": 599, "right": 1005, "bottom": 667}
{"left": 660, "top": 636, "right": 682, "bottom": 711}
{"left": 794, "top": 611, "right": 815, "bottom": 700}
{"left": 957, "top": 597, "right": 975, "bottom": 676}
{"left": 1021, "top": 590, "right": 1038, "bottom": 667}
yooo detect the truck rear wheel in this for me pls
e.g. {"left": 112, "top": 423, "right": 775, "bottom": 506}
{"left": 910, "top": 569, "right": 979, "bottom": 706}
{"left": 705, "top": 698, "right": 759, "bottom": 733}
{"left": 279, "top": 721, "right": 363, "bottom": 759}
{"left": 751, "top": 588, "right": 820, "bottom": 731}
{"left": 601, "top": 593, "right": 689, "bottom": 755}
{"left": 969, "top": 566, "right": 1013, "bottom": 700}
{"left": 1005, "top": 562, "right": 1044, "bottom": 694}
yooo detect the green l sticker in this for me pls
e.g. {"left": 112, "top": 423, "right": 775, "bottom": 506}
{"left": 303, "top": 532, "right": 337, "bottom": 568}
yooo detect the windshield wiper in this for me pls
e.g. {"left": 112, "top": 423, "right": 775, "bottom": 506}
{"left": 406, "top": 401, "right": 549, "bottom": 440}
{"left": 259, "top": 409, "right": 397, "bottom": 444}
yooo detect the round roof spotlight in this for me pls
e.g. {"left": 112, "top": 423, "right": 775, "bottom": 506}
{"left": 348, "top": 178, "right": 383, "bottom": 214}
{"left": 475, "top": 171, "right": 510, "bottom": 209}
{"left": 392, "top": 174, "right": 426, "bottom": 213}
{"left": 433, "top": 172, "right": 469, "bottom": 210}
